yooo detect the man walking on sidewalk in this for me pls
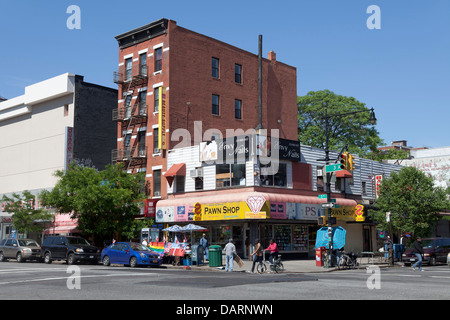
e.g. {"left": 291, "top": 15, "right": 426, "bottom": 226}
{"left": 412, "top": 237, "right": 424, "bottom": 271}
{"left": 224, "top": 238, "right": 236, "bottom": 272}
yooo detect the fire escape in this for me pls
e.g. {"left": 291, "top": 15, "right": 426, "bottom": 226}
{"left": 112, "top": 63, "right": 148, "bottom": 172}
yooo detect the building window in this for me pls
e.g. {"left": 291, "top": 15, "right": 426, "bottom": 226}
{"left": 153, "top": 128, "right": 160, "bottom": 154}
{"left": 362, "top": 181, "right": 367, "bottom": 196}
{"left": 154, "top": 87, "right": 160, "bottom": 113}
{"left": 138, "top": 131, "right": 146, "bottom": 157}
{"left": 139, "top": 91, "right": 147, "bottom": 115}
{"left": 195, "top": 177, "right": 203, "bottom": 191}
{"left": 140, "top": 53, "right": 147, "bottom": 76}
{"left": 124, "top": 95, "right": 132, "bottom": 118}
{"left": 175, "top": 176, "right": 185, "bottom": 193}
{"left": 212, "top": 94, "right": 219, "bottom": 115}
{"left": 235, "top": 64, "right": 242, "bottom": 84}
{"left": 125, "top": 58, "right": 132, "bottom": 81}
{"left": 235, "top": 99, "right": 242, "bottom": 119}
{"left": 124, "top": 134, "right": 131, "bottom": 148}
{"left": 155, "top": 48, "right": 162, "bottom": 72}
{"left": 216, "top": 163, "right": 246, "bottom": 188}
{"left": 212, "top": 57, "right": 219, "bottom": 78}
{"left": 153, "top": 170, "right": 161, "bottom": 197}
{"left": 260, "top": 163, "right": 287, "bottom": 187}
{"left": 64, "top": 104, "right": 69, "bottom": 117}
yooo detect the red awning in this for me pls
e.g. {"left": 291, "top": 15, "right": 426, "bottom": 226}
{"left": 335, "top": 170, "right": 353, "bottom": 178}
{"left": 43, "top": 226, "right": 79, "bottom": 234}
{"left": 163, "top": 163, "right": 186, "bottom": 187}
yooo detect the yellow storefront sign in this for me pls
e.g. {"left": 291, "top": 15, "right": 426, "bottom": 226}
{"left": 331, "top": 204, "right": 365, "bottom": 222}
{"left": 200, "top": 201, "right": 268, "bottom": 221}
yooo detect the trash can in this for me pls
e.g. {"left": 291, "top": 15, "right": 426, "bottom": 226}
{"left": 208, "top": 245, "right": 222, "bottom": 267}
{"left": 315, "top": 247, "right": 326, "bottom": 267}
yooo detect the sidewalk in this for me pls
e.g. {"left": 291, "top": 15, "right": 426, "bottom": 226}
{"left": 164, "top": 258, "right": 394, "bottom": 273}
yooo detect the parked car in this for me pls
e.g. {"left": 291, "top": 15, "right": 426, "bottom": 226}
{"left": 0, "top": 238, "right": 41, "bottom": 263}
{"left": 41, "top": 236, "right": 99, "bottom": 265}
{"left": 101, "top": 242, "right": 163, "bottom": 268}
{"left": 447, "top": 252, "right": 450, "bottom": 267}
{"left": 402, "top": 238, "right": 450, "bottom": 266}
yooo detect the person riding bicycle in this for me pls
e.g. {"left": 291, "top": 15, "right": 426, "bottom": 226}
{"left": 265, "top": 239, "right": 279, "bottom": 264}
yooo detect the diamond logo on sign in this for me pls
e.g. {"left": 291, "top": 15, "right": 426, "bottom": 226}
{"left": 247, "top": 196, "right": 266, "bottom": 214}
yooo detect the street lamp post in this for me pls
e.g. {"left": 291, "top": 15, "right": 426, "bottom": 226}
{"left": 322, "top": 103, "right": 377, "bottom": 267}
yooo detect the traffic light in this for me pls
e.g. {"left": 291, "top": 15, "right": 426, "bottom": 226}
{"left": 348, "top": 153, "right": 355, "bottom": 171}
{"left": 340, "top": 152, "right": 349, "bottom": 170}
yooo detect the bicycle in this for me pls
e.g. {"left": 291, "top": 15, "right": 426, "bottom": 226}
{"left": 337, "top": 252, "right": 358, "bottom": 270}
{"left": 256, "top": 250, "right": 284, "bottom": 274}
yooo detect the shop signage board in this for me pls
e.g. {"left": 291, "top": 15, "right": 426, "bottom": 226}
{"left": 331, "top": 205, "right": 365, "bottom": 222}
{"left": 158, "top": 87, "right": 167, "bottom": 150}
{"left": 156, "top": 200, "right": 269, "bottom": 223}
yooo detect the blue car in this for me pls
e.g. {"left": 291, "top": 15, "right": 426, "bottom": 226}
{"left": 101, "top": 242, "right": 163, "bottom": 268}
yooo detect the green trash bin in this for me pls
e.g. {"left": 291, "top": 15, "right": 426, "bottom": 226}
{"left": 208, "top": 245, "right": 222, "bottom": 267}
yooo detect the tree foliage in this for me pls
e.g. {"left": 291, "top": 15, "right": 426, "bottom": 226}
{"left": 297, "top": 90, "right": 383, "bottom": 157}
{"left": 39, "top": 163, "right": 148, "bottom": 242}
{"left": 1, "top": 191, "right": 52, "bottom": 234}
{"left": 369, "top": 166, "right": 450, "bottom": 238}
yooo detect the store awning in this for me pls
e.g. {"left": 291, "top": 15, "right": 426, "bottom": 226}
{"left": 335, "top": 170, "right": 353, "bottom": 178}
{"left": 43, "top": 226, "right": 79, "bottom": 234}
{"left": 157, "top": 191, "right": 357, "bottom": 208}
{"left": 163, "top": 163, "right": 186, "bottom": 187}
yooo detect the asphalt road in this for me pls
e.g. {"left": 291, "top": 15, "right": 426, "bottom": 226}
{"left": 0, "top": 261, "right": 449, "bottom": 301}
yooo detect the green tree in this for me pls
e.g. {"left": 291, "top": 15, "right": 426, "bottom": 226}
{"left": 369, "top": 166, "right": 450, "bottom": 238}
{"left": 297, "top": 90, "right": 383, "bottom": 157}
{"left": 39, "top": 163, "right": 147, "bottom": 243}
{"left": 369, "top": 148, "right": 410, "bottom": 163}
{"left": 1, "top": 191, "right": 52, "bottom": 234}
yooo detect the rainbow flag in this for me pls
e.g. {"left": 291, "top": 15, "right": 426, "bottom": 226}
{"left": 149, "top": 242, "right": 165, "bottom": 256}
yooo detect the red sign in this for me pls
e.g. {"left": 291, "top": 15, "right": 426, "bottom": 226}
{"left": 145, "top": 199, "right": 159, "bottom": 218}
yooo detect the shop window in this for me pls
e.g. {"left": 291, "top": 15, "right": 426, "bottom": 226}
{"left": 216, "top": 163, "right": 246, "bottom": 188}
{"left": 260, "top": 163, "right": 287, "bottom": 187}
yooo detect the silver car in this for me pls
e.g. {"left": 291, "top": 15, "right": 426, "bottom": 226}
{"left": 0, "top": 238, "right": 41, "bottom": 262}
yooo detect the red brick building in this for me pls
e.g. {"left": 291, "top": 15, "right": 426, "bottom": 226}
{"left": 113, "top": 18, "right": 297, "bottom": 199}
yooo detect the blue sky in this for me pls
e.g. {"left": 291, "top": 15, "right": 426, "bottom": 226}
{"left": 1, "top": 0, "right": 449, "bottom": 148}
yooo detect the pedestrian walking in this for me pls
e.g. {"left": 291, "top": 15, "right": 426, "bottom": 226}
{"left": 224, "top": 238, "right": 236, "bottom": 272}
{"left": 250, "top": 239, "right": 263, "bottom": 273}
{"left": 412, "top": 237, "right": 424, "bottom": 271}
{"left": 200, "top": 233, "right": 208, "bottom": 260}
{"left": 399, "top": 233, "right": 407, "bottom": 262}
{"left": 385, "top": 236, "right": 394, "bottom": 265}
